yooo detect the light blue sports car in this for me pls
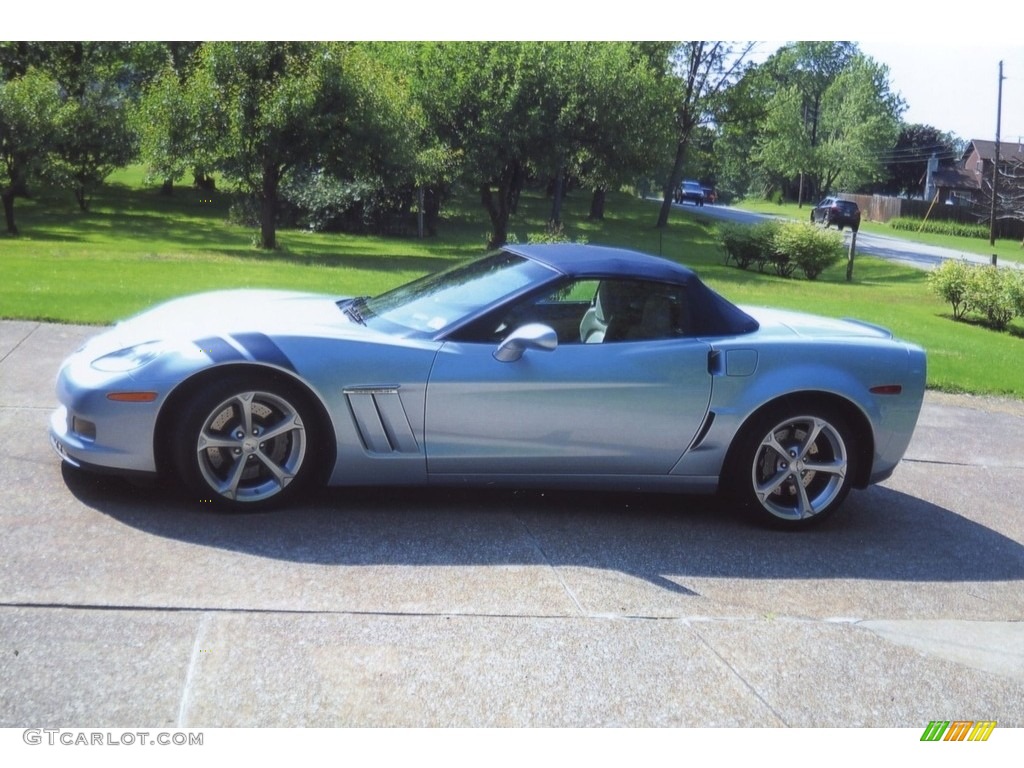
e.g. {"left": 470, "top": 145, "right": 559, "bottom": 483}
{"left": 50, "top": 244, "right": 926, "bottom": 528}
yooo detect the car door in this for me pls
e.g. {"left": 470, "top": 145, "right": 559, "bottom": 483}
{"left": 423, "top": 278, "right": 713, "bottom": 477}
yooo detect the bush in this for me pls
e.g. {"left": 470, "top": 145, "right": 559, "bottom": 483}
{"left": 765, "top": 246, "right": 796, "bottom": 277}
{"left": 931, "top": 260, "right": 1024, "bottom": 331}
{"left": 719, "top": 223, "right": 761, "bottom": 269}
{"left": 526, "top": 222, "right": 586, "bottom": 245}
{"left": 927, "top": 259, "right": 972, "bottom": 319}
{"left": 719, "top": 221, "right": 779, "bottom": 271}
{"left": 965, "top": 266, "right": 1016, "bottom": 330}
{"left": 771, "top": 222, "right": 844, "bottom": 280}
{"left": 1009, "top": 270, "right": 1024, "bottom": 318}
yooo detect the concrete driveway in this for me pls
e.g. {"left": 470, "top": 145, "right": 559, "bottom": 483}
{"left": 1, "top": 320, "right": 1022, "bottom": 728}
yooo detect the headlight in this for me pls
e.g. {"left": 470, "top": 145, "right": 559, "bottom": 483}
{"left": 90, "top": 341, "right": 166, "bottom": 373}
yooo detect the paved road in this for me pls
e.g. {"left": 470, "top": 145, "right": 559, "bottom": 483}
{"left": 672, "top": 201, "right": 1016, "bottom": 270}
{"left": 2, "top": 321, "right": 1023, "bottom": 729}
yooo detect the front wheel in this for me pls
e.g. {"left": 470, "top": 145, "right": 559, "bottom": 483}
{"left": 171, "top": 374, "right": 322, "bottom": 510}
{"left": 727, "top": 406, "right": 858, "bottom": 529}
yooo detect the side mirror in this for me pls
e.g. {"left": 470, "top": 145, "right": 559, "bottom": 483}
{"left": 493, "top": 323, "right": 558, "bottom": 362}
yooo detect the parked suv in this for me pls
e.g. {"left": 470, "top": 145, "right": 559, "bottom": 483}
{"left": 676, "top": 180, "right": 705, "bottom": 207}
{"left": 811, "top": 197, "right": 860, "bottom": 231}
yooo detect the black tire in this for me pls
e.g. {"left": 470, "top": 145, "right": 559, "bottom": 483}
{"left": 171, "top": 373, "right": 322, "bottom": 510}
{"left": 725, "top": 404, "right": 858, "bottom": 529}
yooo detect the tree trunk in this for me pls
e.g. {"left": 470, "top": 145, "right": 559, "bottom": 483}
{"left": 74, "top": 185, "right": 89, "bottom": 212}
{"left": 193, "top": 172, "right": 216, "bottom": 190}
{"left": 2, "top": 190, "right": 18, "bottom": 235}
{"left": 656, "top": 140, "right": 688, "bottom": 228}
{"left": 549, "top": 165, "right": 565, "bottom": 226}
{"left": 509, "top": 163, "right": 525, "bottom": 215}
{"left": 424, "top": 185, "right": 441, "bottom": 237}
{"left": 480, "top": 164, "right": 522, "bottom": 248}
{"left": 480, "top": 183, "right": 509, "bottom": 248}
{"left": 160, "top": 178, "right": 174, "bottom": 196}
{"left": 260, "top": 164, "right": 280, "bottom": 250}
{"left": 589, "top": 188, "right": 606, "bottom": 220}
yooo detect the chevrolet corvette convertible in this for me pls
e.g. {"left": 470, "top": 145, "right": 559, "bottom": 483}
{"left": 50, "top": 244, "right": 926, "bottom": 528}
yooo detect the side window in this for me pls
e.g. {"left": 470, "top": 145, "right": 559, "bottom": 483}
{"left": 448, "top": 279, "right": 598, "bottom": 344}
{"left": 496, "top": 279, "right": 599, "bottom": 344}
{"left": 582, "top": 280, "right": 691, "bottom": 343}
{"left": 448, "top": 278, "right": 690, "bottom": 344}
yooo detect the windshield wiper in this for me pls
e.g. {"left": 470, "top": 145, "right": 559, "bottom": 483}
{"left": 342, "top": 296, "right": 369, "bottom": 325}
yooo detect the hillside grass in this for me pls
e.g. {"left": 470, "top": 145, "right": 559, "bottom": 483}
{"left": 2, "top": 169, "right": 1022, "bottom": 397}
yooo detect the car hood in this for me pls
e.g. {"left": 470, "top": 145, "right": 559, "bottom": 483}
{"left": 740, "top": 306, "right": 893, "bottom": 340}
{"left": 79, "top": 289, "right": 362, "bottom": 358}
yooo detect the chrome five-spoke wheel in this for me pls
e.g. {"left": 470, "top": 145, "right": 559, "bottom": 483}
{"left": 196, "top": 390, "right": 306, "bottom": 503}
{"left": 729, "top": 405, "right": 858, "bottom": 528}
{"left": 173, "top": 374, "right": 320, "bottom": 509}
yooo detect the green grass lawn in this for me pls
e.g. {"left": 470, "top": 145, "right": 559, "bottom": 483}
{"left": 2, "top": 170, "right": 1022, "bottom": 397}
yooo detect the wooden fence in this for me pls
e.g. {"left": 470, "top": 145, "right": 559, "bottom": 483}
{"left": 841, "top": 193, "right": 1023, "bottom": 241}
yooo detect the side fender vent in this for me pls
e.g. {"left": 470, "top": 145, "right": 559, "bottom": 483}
{"left": 344, "top": 387, "right": 419, "bottom": 454}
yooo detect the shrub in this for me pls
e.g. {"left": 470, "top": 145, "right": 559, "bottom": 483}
{"left": 965, "top": 266, "right": 1016, "bottom": 330}
{"left": 771, "top": 222, "right": 844, "bottom": 280}
{"left": 719, "top": 221, "right": 779, "bottom": 271}
{"left": 526, "top": 222, "right": 586, "bottom": 244}
{"left": 927, "top": 259, "right": 972, "bottom": 319}
{"left": 751, "top": 221, "right": 781, "bottom": 272}
{"left": 1009, "top": 270, "right": 1024, "bottom": 318}
{"left": 719, "top": 223, "right": 762, "bottom": 269}
{"left": 765, "top": 247, "right": 795, "bottom": 277}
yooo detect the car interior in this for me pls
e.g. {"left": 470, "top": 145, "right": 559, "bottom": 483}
{"left": 453, "top": 278, "right": 692, "bottom": 345}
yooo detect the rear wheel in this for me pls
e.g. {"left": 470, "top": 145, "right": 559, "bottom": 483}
{"left": 171, "top": 374, "right": 321, "bottom": 510}
{"left": 727, "top": 405, "right": 858, "bottom": 529}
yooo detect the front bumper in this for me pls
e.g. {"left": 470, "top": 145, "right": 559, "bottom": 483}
{"left": 49, "top": 358, "right": 166, "bottom": 474}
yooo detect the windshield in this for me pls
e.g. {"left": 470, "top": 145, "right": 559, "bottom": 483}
{"left": 356, "top": 251, "right": 557, "bottom": 336}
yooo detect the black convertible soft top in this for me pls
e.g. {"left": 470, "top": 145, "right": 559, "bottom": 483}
{"left": 505, "top": 243, "right": 759, "bottom": 337}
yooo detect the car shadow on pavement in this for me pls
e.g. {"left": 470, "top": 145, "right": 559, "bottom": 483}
{"left": 62, "top": 466, "right": 1024, "bottom": 590}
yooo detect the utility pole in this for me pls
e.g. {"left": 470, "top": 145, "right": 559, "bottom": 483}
{"left": 989, "top": 61, "right": 1004, "bottom": 247}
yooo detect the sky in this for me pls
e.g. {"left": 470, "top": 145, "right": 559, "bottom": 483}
{"left": 9, "top": 2, "right": 1024, "bottom": 147}
{"left": 847, "top": 42, "right": 1022, "bottom": 144}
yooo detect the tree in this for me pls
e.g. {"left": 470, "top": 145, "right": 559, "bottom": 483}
{"left": 753, "top": 44, "right": 903, "bottom": 202}
{"left": 14, "top": 43, "right": 158, "bottom": 211}
{"left": 242, "top": 41, "right": 671, "bottom": 246}
{"left": 874, "top": 123, "right": 960, "bottom": 197}
{"left": 135, "top": 59, "right": 217, "bottom": 196}
{"left": 134, "top": 43, "right": 213, "bottom": 195}
{"left": 0, "top": 67, "right": 61, "bottom": 234}
{"left": 977, "top": 155, "right": 1024, "bottom": 243}
{"left": 414, "top": 42, "right": 561, "bottom": 247}
{"left": 551, "top": 42, "right": 674, "bottom": 223}
{"left": 50, "top": 78, "right": 137, "bottom": 210}
{"left": 187, "top": 42, "right": 415, "bottom": 249}
{"left": 656, "top": 41, "right": 755, "bottom": 228}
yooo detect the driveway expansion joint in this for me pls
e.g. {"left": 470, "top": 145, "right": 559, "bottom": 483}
{"left": 0, "top": 322, "right": 41, "bottom": 365}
